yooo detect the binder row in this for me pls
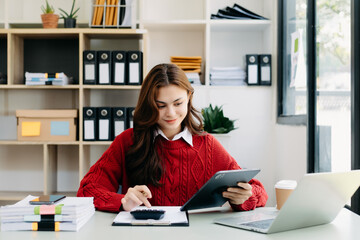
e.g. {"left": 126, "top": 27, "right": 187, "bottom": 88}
{"left": 83, "top": 50, "right": 143, "bottom": 85}
{"left": 246, "top": 54, "right": 272, "bottom": 86}
{"left": 83, "top": 107, "right": 135, "bottom": 141}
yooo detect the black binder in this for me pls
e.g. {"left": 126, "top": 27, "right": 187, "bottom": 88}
{"left": 83, "top": 107, "right": 97, "bottom": 141}
{"left": 246, "top": 54, "right": 259, "bottom": 85}
{"left": 112, "top": 51, "right": 127, "bottom": 85}
{"left": 83, "top": 51, "right": 97, "bottom": 85}
{"left": 259, "top": 54, "right": 271, "bottom": 86}
{"left": 112, "top": 107, "right": 127, "bottom": 139}
{"left": 126, "top": 107, "right": 135, "bottom": 129}
{"left": 98, "top": 107, "right": 112, "bottom": 141}
{"left": 97, "top": 51, "right": 111, "bottom": 85}
{"left": 127, "top": 51, "right": 143, "bottom": 85}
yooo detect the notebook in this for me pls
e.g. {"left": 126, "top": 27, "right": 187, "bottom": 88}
{"left": 215, "top": 170, "right": 360, "bottom": 234}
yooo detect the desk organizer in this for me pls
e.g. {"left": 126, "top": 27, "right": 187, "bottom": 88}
{"left": 90, "top": 0, "right": 136, "bottom": 28}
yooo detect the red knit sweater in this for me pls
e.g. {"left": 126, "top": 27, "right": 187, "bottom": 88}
{"left": 77, "top": 128, "right": 268, "bottom": 212}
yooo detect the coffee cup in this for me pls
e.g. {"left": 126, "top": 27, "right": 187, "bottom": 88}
{"left": 274, "top": 180, "right": 297, "bottom": 210}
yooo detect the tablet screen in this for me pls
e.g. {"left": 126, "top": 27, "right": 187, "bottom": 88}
{"left": 180, "top": 169, "right": 260, "bottom": 211}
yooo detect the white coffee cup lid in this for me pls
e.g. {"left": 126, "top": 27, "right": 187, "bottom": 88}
{"left": 274, "top": 180, "right": 297, "bottom": 189}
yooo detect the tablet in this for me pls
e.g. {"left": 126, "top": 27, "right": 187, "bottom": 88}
{"left": 180, "top": 169, "right": 260, "bottom": 211}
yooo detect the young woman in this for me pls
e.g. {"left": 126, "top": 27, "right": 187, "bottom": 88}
{"left": 77, "top": 63, "right": 268, "bottom": 212}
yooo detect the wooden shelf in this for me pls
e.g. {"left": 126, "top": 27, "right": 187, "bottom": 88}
{"left": 82, "top": 85, "right": 141, "bottom": 90}
{"left": 0, "top": 141, "right": 80, "bottom": 145}
{"left": 0, "top": 27, "right": 148, "bottom": 198}
{"left": 0, "top": 191, "right": 77, "bottom": 201}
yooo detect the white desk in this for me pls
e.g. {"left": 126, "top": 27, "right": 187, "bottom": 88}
{"left": 1, "top": 207, "right": 359, "bottom": 240}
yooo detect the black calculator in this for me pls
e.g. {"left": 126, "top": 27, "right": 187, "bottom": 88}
{"left": 130, "top": 209, "right": 166, "bottom": 220}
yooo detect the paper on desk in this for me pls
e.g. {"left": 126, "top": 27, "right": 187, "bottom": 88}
{"left": 113, "top": 206, "right": 188, "bottom": 226}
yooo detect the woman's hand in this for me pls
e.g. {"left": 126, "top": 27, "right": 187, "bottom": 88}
{"left": 222, "top": 182, "right": 253, "bottom": 205}
{"left": 121, "top": 185, "right": 152, "bottom": 211}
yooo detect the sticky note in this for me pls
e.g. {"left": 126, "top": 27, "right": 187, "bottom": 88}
{"left": 22, "top": 122, "right": 41, "bottom": 136}
{"left": 50, "top": 121, "right": 70, "bottom": 136}
{"left": 294, "top": 38, "right": 299, "bottom": 53}
{"left": 40, "top": 205, "right": 56, "bottom": 215}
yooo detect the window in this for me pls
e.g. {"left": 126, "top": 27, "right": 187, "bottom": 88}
{"left": 278, "top": 0, "right": 359, "bottom": 214}
{"left": 277, "top": 0, "right": 307, "bottom": 125}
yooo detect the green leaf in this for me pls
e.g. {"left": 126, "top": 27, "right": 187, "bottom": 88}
{"left": 201, "top": 104, "right": 237, "bottom": 134}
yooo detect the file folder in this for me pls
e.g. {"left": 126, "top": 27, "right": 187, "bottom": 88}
{"left": 98, "top": 51, "right": 111, "bottom": 85}
{"left": 83, "top": 107, "right": 97, "bottom": 141}
{"left": 259, "top": 54, "right": 271, "bottom": 86}
{"left": 246, "top": 54, "right": 259, "bottom": 85}
{"left": 98, "top": 107, "right": 112, "bottom": 141}
{"left": 112, "top": 107, "right": 127, "bottom": 139}
{"left": 127, "top": 107, "right": 135, "bottom": 129}
{"left": 127, "top": 51, "right": 143, "bottom": 85}
{"left": 112, "top": 51, "right": 127, "bottom": 85}
{"left": 83, "top": 51, "right": 97, "bottom": 85}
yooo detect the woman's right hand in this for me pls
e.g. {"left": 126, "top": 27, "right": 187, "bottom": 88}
{"left": 121, "top": 185, "right": 152, "bottom": 211}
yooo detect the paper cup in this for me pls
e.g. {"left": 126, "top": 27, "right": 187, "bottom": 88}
{"left": 274, "top": 180, "right": 297, "bottom": 210}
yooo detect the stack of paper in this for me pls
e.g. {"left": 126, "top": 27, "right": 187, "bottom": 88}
{"left": 210, "top": 67, "right": 246, "bottom": 86}
{"left": 25, "top": 72, "right": 70, "bottom": 86}
{"left": 0, "top": 195, "right": 95, "bottom": 232}
{"left": 211, "top": 4, "right": 268, "bottom": 20}
{"left": 170, "top": 56, "right": 202, "bottom": 85}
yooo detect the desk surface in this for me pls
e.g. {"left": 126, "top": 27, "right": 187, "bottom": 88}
{"left": 1, "top": 207, "right": 359, "bottom": 240}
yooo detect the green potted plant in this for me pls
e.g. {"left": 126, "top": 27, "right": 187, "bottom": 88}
{"left": 41, "top": 0, "right": 59, "bottom": 28}
{"left": 58, "top": 0, "right": 80, "bottom": 28}
{"left": 202, "top": 104, "right": 236, "bottom": 134}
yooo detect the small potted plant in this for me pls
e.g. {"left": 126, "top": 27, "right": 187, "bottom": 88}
{"left": 41, "top": 0, "right": 59, "bottom": 28}
{"left": 58, "top": 0, "right": 80, "bottom": 28}
{"left": 202, "top": 104, "right": 236, "bottom": 134}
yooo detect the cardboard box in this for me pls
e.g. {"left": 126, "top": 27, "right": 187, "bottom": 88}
{"left": 16, "top": 110, "right": 78, "bottom": 141}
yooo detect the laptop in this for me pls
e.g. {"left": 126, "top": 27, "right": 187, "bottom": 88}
{"left": 214, "top": 170, "right": 360, "bottom": 234}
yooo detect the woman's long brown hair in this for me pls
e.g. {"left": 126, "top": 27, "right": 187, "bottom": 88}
{"left": 125, "top": 63, "right": 203, "bottom": 187}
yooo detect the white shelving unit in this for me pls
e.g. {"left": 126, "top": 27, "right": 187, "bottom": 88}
{"left": 0, "top": 0, "right": 276, "bottom": 201}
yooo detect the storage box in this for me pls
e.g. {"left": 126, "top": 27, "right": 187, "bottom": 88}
{"left": 16, "top": 110, "right": 78, "bottom": 141}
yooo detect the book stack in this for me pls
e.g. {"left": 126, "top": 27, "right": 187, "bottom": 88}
{"left": 210, "top": 67, "right": 246, "bottom": 86}
{"left": 0, "top": 195, "right": 95, "bottom": 232}
{"left": 25, "top": 72, "right": 70, "bottom": 86}
{"left": 211, "top": 3, "right": 267, "bottom": 20}
{"left": 170, "top": 56, "right": 202, "bottom": 85}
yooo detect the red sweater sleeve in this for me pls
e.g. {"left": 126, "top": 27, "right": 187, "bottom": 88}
{"left": 209, "top": 134, "right": 268, "bottom": 211}
{"left": 77, "top": 129, "right": 132, "bottom": 212}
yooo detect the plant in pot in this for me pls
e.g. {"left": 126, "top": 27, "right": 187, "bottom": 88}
{"left": 41, "top": 0, "right": 59, "bottom": 28}
{"left": 202, "top": 104, "right": 237, "bottom": 134}
{"left": 58, "top": 0, "right": 80, "bottom": 28}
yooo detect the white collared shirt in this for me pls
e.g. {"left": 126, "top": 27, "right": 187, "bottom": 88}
{"left": 154, "top": 127, "right": 193, "bottom": 146}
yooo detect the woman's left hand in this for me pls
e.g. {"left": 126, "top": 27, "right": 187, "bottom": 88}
{"left": 222, "top": 182, "right": 253, "bottom": 205}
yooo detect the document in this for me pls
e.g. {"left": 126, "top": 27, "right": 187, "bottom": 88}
{"left": 112, "top": 206, "right": 189, "bottom": 226}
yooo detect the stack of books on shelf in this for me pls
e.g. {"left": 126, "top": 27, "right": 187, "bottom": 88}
{"left": 0, "top": 195, "right": 95, "bottom": 232}
{"left": 210, "top": 67, "right": 246, "bottom": 86}
{"left": 25, "top": 72, "right": 70, "bottom": 86}
{"left": 211, "top": 3, "right": 267, "bottom": 20}
{"left": 170, "top": 56, "right": 202, "bottom": 85}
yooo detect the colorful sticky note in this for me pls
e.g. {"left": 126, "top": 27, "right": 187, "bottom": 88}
{"left": 22, "top": 122, "right": 41, "bottom": 136}
{"left": 51, "top": 121, "right": 70, "bottom": 136}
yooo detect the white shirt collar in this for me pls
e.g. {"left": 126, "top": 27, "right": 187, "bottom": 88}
{"left": 154, "top": 127, "right": 193, "bottom": 146}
